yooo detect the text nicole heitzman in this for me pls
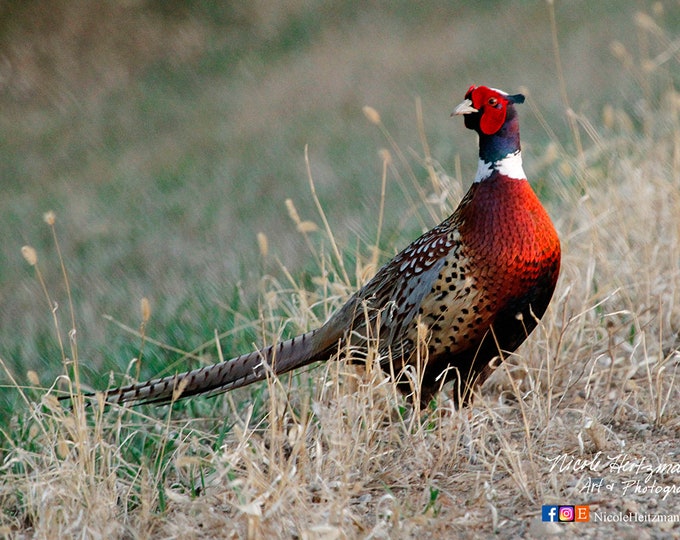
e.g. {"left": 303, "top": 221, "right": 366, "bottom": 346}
{"left": 547, "top": 452, "right": 680, "bottom": 500}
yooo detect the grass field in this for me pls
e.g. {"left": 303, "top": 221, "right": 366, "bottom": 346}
{"left": 2, "top": 1, "right": 680, "bottom": 537}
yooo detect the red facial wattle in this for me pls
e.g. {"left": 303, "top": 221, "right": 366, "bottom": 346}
{"left": 467, "top": 86, "right": 508, "bottom": 135}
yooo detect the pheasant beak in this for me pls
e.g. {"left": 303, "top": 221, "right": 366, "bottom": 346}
{"left": 451, "top": 99, "right": 478, "bottom": 116}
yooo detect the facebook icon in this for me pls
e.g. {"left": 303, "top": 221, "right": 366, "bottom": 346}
{"left": 542, "top": 505, "right": 559, "bottom": 522}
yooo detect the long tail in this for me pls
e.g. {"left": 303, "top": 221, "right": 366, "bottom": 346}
{"left": 101, "top": 327, "right": 338, "bottom": 406}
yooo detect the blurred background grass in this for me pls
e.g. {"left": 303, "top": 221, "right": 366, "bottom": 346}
{"left": 1, "top": 0, "right": 678, "bottom": 415}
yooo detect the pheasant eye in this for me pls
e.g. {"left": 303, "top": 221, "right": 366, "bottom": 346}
{"left": 488, "top": 97, "right": 498, "bottom": 106}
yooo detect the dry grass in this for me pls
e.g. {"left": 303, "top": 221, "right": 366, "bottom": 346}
{"left": 4, "top": 92, "right": 680, "bottom": 538}
{"left": 2, "top": 4, "right": 680, "bottom": 540}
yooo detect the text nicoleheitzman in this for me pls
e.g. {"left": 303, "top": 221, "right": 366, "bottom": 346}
{"left": 591, "top": 512, "right": 680, "bottom": 523}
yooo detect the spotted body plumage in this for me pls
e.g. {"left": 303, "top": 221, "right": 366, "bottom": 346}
{"left": 85, "top": 85, "right": 561, "bottom": 409}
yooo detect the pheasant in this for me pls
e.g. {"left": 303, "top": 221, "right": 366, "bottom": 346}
{"left": 93, "top": 85, "right": 561, "bottom": 409}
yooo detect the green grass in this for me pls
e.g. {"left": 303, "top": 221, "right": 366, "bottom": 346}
{"left": 2, "top": 1, "right": 680, "bottom": 537}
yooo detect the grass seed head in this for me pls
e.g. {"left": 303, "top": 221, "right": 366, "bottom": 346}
{"left": 21, "top": 245, "right": 38, "bottom": 266}
{"left": 609, "top": 40, "right": 628, "bottom": 61}
{"left": 43, "top": 211, "right": 56, "bottom": 225}
{"left": 140, "top": 297, "right": 151, "bottom": 323}
{"left": 297, "top": 220, "right": 318, "bottom": 233}
{"left": 379, "top": 148, "right": 392, "bottom": 165}
{"left": 363, "top": 105, "right": 381, "bottom": 125}
{"left": 27, "top": 370, "right": 40, "bottom": 386}
{"left": 634, "top": 11, "right": 661, "bottom": 35}
{"left": 257, "top": 232, "right": 269, "bottom": 257}
{"left": 285, "top": 198, "right": 301, "bottom": 225}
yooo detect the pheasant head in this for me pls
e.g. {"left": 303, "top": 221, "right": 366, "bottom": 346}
{"left": 453, "top": 85, "right": 526, "bottom": 182}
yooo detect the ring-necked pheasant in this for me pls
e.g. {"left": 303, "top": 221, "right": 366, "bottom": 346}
{"left": 92, "top": 85, "right": 561, "bottom": 409}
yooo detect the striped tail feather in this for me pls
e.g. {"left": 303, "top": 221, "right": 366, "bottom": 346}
{"left": 102, "top": 327, "right": 336, "bottom": 406}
